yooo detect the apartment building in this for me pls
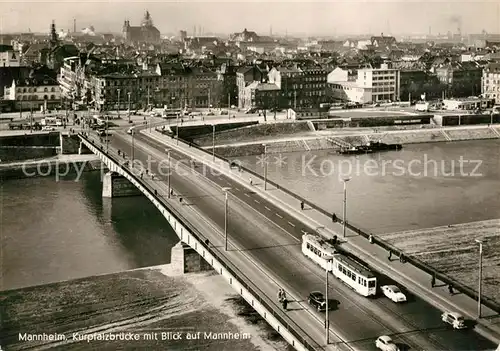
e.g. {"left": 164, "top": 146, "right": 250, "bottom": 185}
{"left": 268, "top": 65, "right": 327, "bottom": 108}
{"left": 482, "top": 63, "right": 500, "bottom": 104}
{"left": 327, "top": 64, "right": 400, "bottom": 103}
{"left": 0, "top": 45, "right": 21, "bottom": 67}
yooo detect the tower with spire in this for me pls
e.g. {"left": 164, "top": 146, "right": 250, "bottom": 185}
{"left": 49, "top": 20, "right": 58, "bottom": 48}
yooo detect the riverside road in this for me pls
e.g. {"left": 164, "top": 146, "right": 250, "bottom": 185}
{"left": 101, "top": 128, "right": 495, "bottom": 351}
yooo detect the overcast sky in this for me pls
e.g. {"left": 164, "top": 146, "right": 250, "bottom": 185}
{"left": 1, "top": 1, "right": 499, "bottom": 37}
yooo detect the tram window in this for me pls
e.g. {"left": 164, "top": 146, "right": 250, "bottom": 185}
{"left": 352, "top": 273, "right": 356, "bottom": 281}
{"left": 368, "top": 280, "right": 376, "bottom": 288}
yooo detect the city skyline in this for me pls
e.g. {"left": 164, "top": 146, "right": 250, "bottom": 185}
{"left": 1, "top": 0, "right": 500, "bottom": 37}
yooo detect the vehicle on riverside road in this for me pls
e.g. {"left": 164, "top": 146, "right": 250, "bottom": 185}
{"left": 375, "top": 335, "right": 400, "bottom": 351}
{"left": 302, "top": 233, "right": 377, "bottom": 297}
{"left": 307, "top": 291, "right": 327, "bottom": 311}
{"left": 381, "top": 285, "right": 407, "bottom": 303}
{"left": 441, "top": 311, "right": 466, "bottom": 329}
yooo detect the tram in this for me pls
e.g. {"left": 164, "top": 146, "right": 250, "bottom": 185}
{"left": 302, "top": 233, "right": 377, "bottom": 297}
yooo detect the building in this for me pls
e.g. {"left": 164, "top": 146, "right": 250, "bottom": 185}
{"left": 481, "top": 63, "right": 500, "bottom": 104}
{"left": 443, "top": 97, "right": 495, "bottom": 111}
{"left": 435, "top": 62, "right": 482, "bottom": 98}
{"left": 399, "top": 70, "right": 443, "bottom": 101}
{"left": 4, "top": 77, "right": 61, "bottom": 111}
{"left": 268, "top": 65, "right": 327, "bottom": 109}
{"left": 0, "top": 44, "right": 21, "bottom": 67}
{"left": 236, "top": 65, "right": 269, "bottom": 109}
{"left": 156, "top": 61, "right": 190, "bottom": 109}
{"left": 240, "top": 81, "right": 279, "bottom": 110}
{"left": 327, "top": 64, "right": 400, "bottom": 103}
{"left": 189, "top": 67, "right": 223, "bottom": 108}
{"left": 122, "top": 11, "right": 161, "bottom": 44}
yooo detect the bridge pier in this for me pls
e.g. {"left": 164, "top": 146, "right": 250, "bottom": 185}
{"left": 102, "top": 171, "right": 143, "bottom": 198}
{"left": 170, "top": 241, "right": 213, "bottom": 275}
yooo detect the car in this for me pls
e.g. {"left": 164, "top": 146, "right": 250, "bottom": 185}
{"left": 127, "top": 127, "right": 134, "bottom": 135}
{"left": 441, "top": 311, "right": 466, "bottom": 329}
{"left": 42, "top": 126, "right": 55, "bottom": 131}
{"left": 307, "top": 291, "right": 327, "bottom": 311}
{"left": 381, "top": 285, "right": 407, "bottom": 303}
{"left": 375, "top": 335, "right": 399, "bottom": 351}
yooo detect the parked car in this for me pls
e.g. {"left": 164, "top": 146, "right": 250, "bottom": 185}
{"left": 381, "top": 285, "right": 407, "bottom": 303}
{"left": 127, "top": 127, "right": 134, "bottom": 135}
{"left": 42, "top": 126, "right": 55, "bottom": 131}
{"left": 307, "top": 291, "right": 326, "bottom": 311}
{"left": 375, "top": 335, "right": 399, "bottom": 351}
{"left": 441, "top": 311, "right": 466, "bottom": 329}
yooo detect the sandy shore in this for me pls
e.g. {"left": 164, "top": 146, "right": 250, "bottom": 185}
{"left": 0, "top": 265, "right": 291, "bottom": 351}
{"left": 383, "top": 219, "right": 500, "bottom": 303}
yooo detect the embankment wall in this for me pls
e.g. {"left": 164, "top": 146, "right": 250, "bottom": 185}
{"left": 0, "top": 159, "right": 105, "bottom": 180}
{"left": 194, "top": 122, "right": 310, "bottom": 147}
{"left": 213, "top": 127, "right": 500, "bottom": 157}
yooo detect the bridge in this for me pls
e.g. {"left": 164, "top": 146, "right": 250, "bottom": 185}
{"left": 77, "top": 126, "right": 500, "bottom": 351}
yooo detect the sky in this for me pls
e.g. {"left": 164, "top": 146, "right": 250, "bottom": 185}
{"left": 0, "top": 0, "right": 499, "bottom": 37}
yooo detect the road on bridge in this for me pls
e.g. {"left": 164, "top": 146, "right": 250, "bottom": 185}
{"left": 93, "top": 128, "right": 496, "bottom": 351}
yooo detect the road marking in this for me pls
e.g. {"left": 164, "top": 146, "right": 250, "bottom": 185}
{"left": 265, "top": 206, "right": 271, "bottom": 211}
{"left": 234, "top": 187, "right": 240, "bottom": 191}
{"left": 254, "top": 199, "right": 260, "bottom": 204}
{"left": 275, "top": 213, "right": 283, "bottom": 219}
{"left": 244, "top": 193, "right": 250, "bottom": 198}
{"left": 288, "top": 221, "right": 296, "bottom": 227}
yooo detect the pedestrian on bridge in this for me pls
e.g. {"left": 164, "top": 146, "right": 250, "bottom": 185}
{"left": 282, "top": 298, "right": 288, "bottom": 311}
{"left": 431, "top": 275, "right": 436, "bottom": 288}
{"left": 388, "top": 251, "right": 392, "bottom": 261}
{"left": 249, "top": 177, "right": 253, "bottom": 186}
{"left": 300, "top": 201, "right": 304, "bottom": 210}
{"left": 448, "top": 284, "right": 454, "bottom": 295}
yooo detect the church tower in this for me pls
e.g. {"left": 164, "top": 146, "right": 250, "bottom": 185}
{"left": 49, "top": 20, "right": 58, "bottom": 48}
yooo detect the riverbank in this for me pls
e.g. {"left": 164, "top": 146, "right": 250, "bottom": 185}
{"left": 0, "top": 265, "right": 289, "bottom": 351}
{"left": 383, "top": 219, "right": 500, "bottom": 304}
{"left": 0, "top": 154, "right": 103, "bottom": 180}
{"left": 209, "top": 125, "right": 500, "bottom": 157}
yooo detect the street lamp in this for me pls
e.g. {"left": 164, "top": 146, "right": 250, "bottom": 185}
{"left": 342, "top": 177, "right": 351, "bottom": 238}
{"left": 212, "top": 124, "right": 216, "bottom": 162}
{"left": 127, "top": 92, "right": 131, "bottom": 123}
{"left": 117, "top": 89, "right": 121, "bottom": 118}
{"left": 130, "top": 128, "right": 135, "bottom": 162}
{"left": 166, "top": 148, "right": 171, "bottom": 198}
{"left": 176, "top": 113, "right": 179, "bottom": 145}
{"left": 325, "top": 257, "right": 332, "bottom": 344}
{"left": 263, "top": 144, "right": 268, "bottom": 190}
{"left": 475, "top": 239, "right": 484, "bottom": 318}
{"left": 222, "top": 187, "right": 231, "bottom": 251}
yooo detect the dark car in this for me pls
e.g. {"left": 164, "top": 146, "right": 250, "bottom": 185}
{"left": 308, "top": 291, "right": 327, "bottom": 311}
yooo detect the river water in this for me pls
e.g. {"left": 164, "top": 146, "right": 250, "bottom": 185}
{"left": 236, "top": 139, "right": 500, "bottom": 234}
{"left": 1, "top": 171, "right": 178, "bottom": 291}
{"left": 2, "top": 140, "right": 500, "bottom": 291}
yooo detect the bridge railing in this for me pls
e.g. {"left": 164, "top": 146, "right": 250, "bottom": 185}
{"left": 79, "top": 133, "right": 327, "bottom": 351}
{"left": 158, "top": 129, "right": 500, "bottom": 315}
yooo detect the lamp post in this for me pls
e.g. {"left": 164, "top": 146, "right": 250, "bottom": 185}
{"left": 127, "top": 92, "right": 131, "bottom": 123}
{"left": 130, "top": 129, "right": 135, "bottom": 162}
{"left": 475, "top": 239, "right": 483, "bottom": 318}
{"left": 222, "top": 187, "right": 231, "bottom": 251}
{"left": 212, "top": 124, "right": 216, "bottom": 162}
{"left": 342, "top": 177, "right": 351, "bottom": 238}
{"left": 263, "top": 144, "right": 268, "bottom": 190}
{"left": 176, "top": 113, "right": 179, "bottom": 145}
{"left": 166, "top": 149, "right": 171, "bottom": 198}
{"left": 117, "top": 89, "right": 121, "bottom": 118}
{"left": 325, "top": 257, "right": 332, "bottom": 344}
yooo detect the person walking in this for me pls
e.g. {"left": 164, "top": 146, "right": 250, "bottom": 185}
{"left": 448, "top": 284, "right": 454, "bottom": 295}
{"left": 249, "top": 177, "right": 253, "bottom": 186}
{"left": 300, "top": 201, "right": 305, "bottom": 210}
{"left": 431, "top": 275, "right": 436, "bottom": 288}
{"left": 388, "top": 251, "right": 392, "bottom": 261}
{"left": 277, "top": 289, "right": 283, "bottom": 302}
{"left": 282, "top": 298, "right": 288, "bottom": 311}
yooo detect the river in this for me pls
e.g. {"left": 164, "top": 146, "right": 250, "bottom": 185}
{"left": 1, "top": 171, "right": 178, "bottom": 291}
{"left": 2, "top": 140, "right": 499, "bottom": 292}
{"left": 236, "top": 139, "right": 500, "bottom": 234}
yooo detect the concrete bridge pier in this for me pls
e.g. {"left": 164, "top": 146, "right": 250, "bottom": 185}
{"left": 78, "top": 141, "right": 91, "bottom": 155}
{"left": 102, "top": 171, "right": 143, "bottom": 198}
{"left": 170, "top": 241, "right": 213, "bottom": 275}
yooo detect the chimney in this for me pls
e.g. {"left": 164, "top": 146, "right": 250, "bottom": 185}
{"left": 73, "top": 18, "right": 76, "bottom": 33}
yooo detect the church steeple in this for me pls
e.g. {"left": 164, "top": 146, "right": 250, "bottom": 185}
{"left": 141, "top": 10, "right": 153, "bottom": 27}
{"left": 49, "top": 20, "right": 58, "bottom": 48}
